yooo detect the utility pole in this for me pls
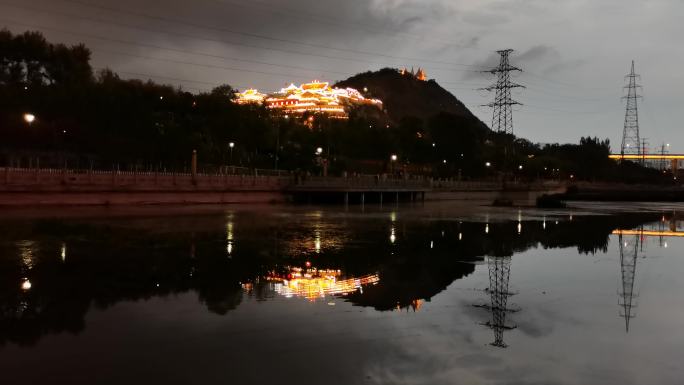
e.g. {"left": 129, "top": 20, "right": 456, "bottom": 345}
{"left": 620, "top": 61, "right": 642, "bottom": 158}
{"left": 481, "top": 49, "right": 525, "bottom": 135}
{"left": 641, "top": 138, "right": 649, "bottom": 167}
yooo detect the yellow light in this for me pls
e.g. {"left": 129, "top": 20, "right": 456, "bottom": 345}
{"left": 21, "top": 279, "right": 31, "bottom": 291}
{"left": 23, "top": 113, "right": 35, "bottom": 124}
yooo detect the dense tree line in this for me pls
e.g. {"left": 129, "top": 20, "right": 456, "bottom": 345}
{"left": 0, "top": 30, "right": 668, "bottom": 181}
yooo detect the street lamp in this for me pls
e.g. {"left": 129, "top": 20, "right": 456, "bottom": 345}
{"left": 391, "top": 154, "right": 397, "bottom": 162}
{"left": 485, "top": 161, "right": 491, "bottom": 167}
{"left": 316, "top": 147, "right": 323, "bottom": 155}
{"left": 228, "top": 142, "right": 235, "bottom": 166}
{"left": 23, "top": 113, "right": 35, "bottom": 124}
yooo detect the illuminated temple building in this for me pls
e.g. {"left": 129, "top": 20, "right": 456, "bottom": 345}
{"left": 399, "top": 67, "right": 427, "bottom": 81}
{"left": 235, "top": 80, "right": 382, "bottom": 119}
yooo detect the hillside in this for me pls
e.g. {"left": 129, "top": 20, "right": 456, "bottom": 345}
{"left": 335, "top": 68, "right": 489, "bottom": 130}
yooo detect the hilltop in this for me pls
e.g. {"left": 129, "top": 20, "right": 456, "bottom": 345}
{"left": 335, "top": 68, "right": 488, "bottom": 130}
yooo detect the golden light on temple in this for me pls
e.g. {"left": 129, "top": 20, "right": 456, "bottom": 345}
{"left": 234, "top": 80, "right": 382, "bottom": 119}
{"left": 399, "top": 67, "right": 427, "bottom": 81}
{"left": 265, "top": 266, "right": 379, "bottom": 301}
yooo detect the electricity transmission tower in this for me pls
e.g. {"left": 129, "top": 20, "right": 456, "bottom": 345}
{"left": 620, "top": 61, "right": 642, "bottom": 157}
{"left": 618, "top": 232, "right": 640, "bottom": 333}
{"left": 475, "top": 255, "right": 519, "bottom": 348}
{"left": 482, "top": 49, "right": 524, "bottom": 134}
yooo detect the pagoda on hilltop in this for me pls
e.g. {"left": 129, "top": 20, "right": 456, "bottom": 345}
{"left": 399, "top": 67, "right": 427, "bottom": 81}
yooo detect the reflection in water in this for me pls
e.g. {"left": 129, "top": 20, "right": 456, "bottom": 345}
{"left": 18, "top": 240, "right": 36, "bottom": 270}
{"left": 226, "top": 214, "right": 234, "bottom": 257}
{"left": 618, "top": 231, "right": 640, "bottom": 333}
{"left": 0, "top": 209, "right": 672, "bottom": 348}
{"left": 60, "top": 242, "right": 66, "bottom": 262}
{"left": 477, "top": 256, "right": 518, "bottom": 348}
{"left": 255, "top": 265, "right": 380, "bottom": 301}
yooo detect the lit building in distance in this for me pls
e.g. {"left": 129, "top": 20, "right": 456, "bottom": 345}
{"left": 234, "top": 88, "right": 267, "bottom": 105}
{"left": 235, "top": 80, "right": 382, "bottom": 119}
{"left": 399, "top": 67, "right": 427, "bottom": 81}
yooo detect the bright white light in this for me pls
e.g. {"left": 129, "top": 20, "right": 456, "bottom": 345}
{"left": 458, "top": 232, "right": 462, "bottom": 241}
{"left": 517, "top": 222, "right": 522, "bottom": 234}
{"left": 664, "top": 242, "right": 668, "bottom": 248}
{"left": 61, "top": 243, "right": 66, "bottom": 262}
{"left": 485, "top": 224, "right": 489, "bottom": 234}
{"left": 229, "top": 142, "right": 235, "bottom": 148}
{"left": 23, "top": 113, "right": 35, "bottom": 124}
{"left": 391, "top": 154, "right": 397, "bottom": 161}
{"left": 485, "top": 162, "right": 491, "bottom": 167}
{"left": 316, "top": 147, "right": 323, "bottom": 155}
{"left": 443, "top": 159, "right": 447, "bottom": 164}
{"left": 518, "top": 165, "right": 523, "bottom": 170}
{"left": 21, "top": 279, "right": 32, "bottom": 291}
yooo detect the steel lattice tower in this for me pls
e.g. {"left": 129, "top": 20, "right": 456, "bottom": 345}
{"left": 482, "top": 49, "right": 524, "bottom": 134}
{"left": 618, "top": 232, "right": 640, "bottom": 332}
{"left": 484, "top": 256, "right": 517, "bottom": 347}
{"left": 620, "top": 61, "right": 642, "bottom": 157}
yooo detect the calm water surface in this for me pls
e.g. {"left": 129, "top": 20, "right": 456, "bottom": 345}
{"left": 1, "top": 202, "right": 683, "bottom": 384}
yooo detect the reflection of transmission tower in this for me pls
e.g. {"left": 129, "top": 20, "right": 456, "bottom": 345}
{"left": 620, "top": 61, "right": 642, "bottom": 158}
{"left": 476, "top": 256, "right": 518, "bottom": 348}
{"left": 481, "top": 49, "right": 524, "bottom": 134}
{"left": 618, "top": 232, "right": 640, "bottom": 332}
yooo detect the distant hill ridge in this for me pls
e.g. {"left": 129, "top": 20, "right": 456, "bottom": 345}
{"left": 335, "top": 68, "right": 488, "bottom": 130}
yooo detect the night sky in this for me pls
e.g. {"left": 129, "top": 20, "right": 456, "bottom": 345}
{"left": 2, "top": 0, "right": 682, "bottom": 149}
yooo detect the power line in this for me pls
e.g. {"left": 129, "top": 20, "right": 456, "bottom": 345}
{"left": 1, "top": 0, "right": 484, "bottom": 70}
{"left": 207, "top": 0, "right": 473, "bottom": 51}
{"left": 0, "top": 19, "right": 349, "bottom": 81}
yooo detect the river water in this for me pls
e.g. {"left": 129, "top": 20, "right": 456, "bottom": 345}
{"left": 0, "top": 202, "right": 682, "bottom": 384}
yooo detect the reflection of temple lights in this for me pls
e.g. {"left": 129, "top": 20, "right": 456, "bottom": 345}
{"left": 18, "top": 240, "right": 35, "bottom": 270}
{"left": 226, "top": 215, "right": 234, "bottom": 256}
{"left": 390, "top": 211, "right": 397, "bottom": 222}
{"left": 60, "top": 242, "right": 66, "bottom": 262}
{"left": 21, "top": 279, "right": 32, "bottom": 291}
{"left": 265, "top": 266, "right": 380, "bottom": 301}
{"left": 390, "top": 228, "right": 396, "bottom": 244}
{"left": 314, "top": 229, "right": 322, "bottom": 253}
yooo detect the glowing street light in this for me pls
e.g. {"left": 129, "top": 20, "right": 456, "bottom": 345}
{"left": 391, "top": 154, "right": 398, "bottom": 162}
{"left": 228, "top": 142, "right": 235, "bottom": 165}
{"left": 23, "top": 113, "right": 36, "bottom": 124}
{"left": 485, "top": 161, "right": 491, "bottom": 167}
{"left": 518, "top": 165, "right": 523, "bottom": 170}
{"left": 21, "top": 279, "right": 32, "bottom": 291}
{"left": 316, "top": 147, "right": 323, "bottom": 155}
